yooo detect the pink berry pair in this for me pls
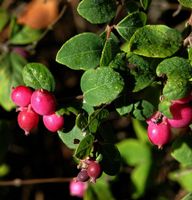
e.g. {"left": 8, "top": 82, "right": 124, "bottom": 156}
{"left": 147, "top": 94, "right": 192, "bottom": 148}
{"left": 11, "top": 85, "right": 64, "bottom": 135}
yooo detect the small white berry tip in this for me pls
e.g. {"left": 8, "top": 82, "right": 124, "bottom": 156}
{"left": 158, "top": 145, "right": 163, "bottom": 150}
{"left": 24, "top": 131, "right": 30, "bottom": 136}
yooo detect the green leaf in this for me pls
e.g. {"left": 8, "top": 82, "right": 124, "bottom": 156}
{"left": 84, "top": 175, "right": 115, "bottom": 200}
{"left": 77, "top": 0, "right": 117, "bottom": 24}
{"left": 108, "top": 52, "right": 127, "bottom": 70}
{"left": 100, "top": 33, "right": 119, "bottom": 66}
{"left": 188, "top": 48, "right": 192, "bottom": 65}
{"left": 22, "top": 63, "right": 55, "bottom": 92}
{"left": 81, "top": 67, "right": 124, "bottom": 106}
{"left": 178, "top": 0, "right": 192, "bottom": 8}
{"left": 181, "top": 192, "right": 192, "bottom": 200}
{"left": 158, "top": 100, "right": 172, "bottom": 118}
{"left": 169, "top": 168, "right": 192, "bottom": 192}
{"left": 162, "top": 77, "right": 190, "bottom": 101}
{"left": 125, "top": 25, "right": 182, "bottom": 58}
{"left": 124, "top": 1, "right": 140, "bottom": 13}
{"left": 56, "top": 33, "right": 103, "bottom": 70}
{"left": 140, "top": 0, "right": 151, "bottom": 10}
{"left": 9, "top": 26, "right": 43, "bottom": 45}
{"left": 0, "top": 9, "right": 9, "bottom": 32}
{"left": 116, "top": 12, "right": 147, "bottom": 41}
{"left": 127, "top": 53, "right": 158, "bottom": 92}
{"left": 132, "top": 100, "right": 155, "bottom": 121}
{"left": 171, "top": 135, "right": 192, "bottom": 167}
{"left": 156, "top": 57, "right": 192, "bottom": 79}
{"left": 76, "top": 113, "right": 88, "bottom": 131}
{"left": 58, "top": 125, "right": 85, "bottom": 149}
{"left": 99, "top": 143, "right": 121, "bottom": 176}
{"left": 0, "top": 52, "right": 27, "bottom": 111}
{"left": 74, "top": 134, "right": 94, "bottom": 159}
{"left": 88, "top": 109, "right": 109, "bottom": 133}
{"left": 117, "top": 139, "right": 152, "bottom": 198}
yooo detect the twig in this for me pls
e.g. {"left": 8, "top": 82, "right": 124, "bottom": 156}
{"left": 0, "top": 177, "right": 73, "bottom": 187}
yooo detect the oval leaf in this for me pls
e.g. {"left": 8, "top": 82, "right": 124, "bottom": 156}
{"left": 178, "top": 0, "right": 192, "bottom": 8}
{"left": 116, "top": 11, "right": 147, "bottom": 41}
{"left": 0, "top": 9, "right": 9, "bottom": 32}
{"left": 77, "top": 0, "right": 117, "bottom": 24}
{"left": 56, "top": 33, "right": 103, "bottom": 70}
{"left": 81, "top": 67, "right": 124, "bottom": 106}
{"left": 22, "top": 62, "right": 55, "bottom": 91}
{"left": 126, "top": 25, "right": 182, "bottom": 58}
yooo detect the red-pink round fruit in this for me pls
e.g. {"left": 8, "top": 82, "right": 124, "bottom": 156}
{"left": 167, "top": 103, "right": 192, "bottom": 128}
{"left": 87, "top": 161, "right": 101, "bottom": 180}
{"left": 11, "top": 85, "right": 33, "bottom": 107}
{"left": 43, "top": 113, "right": 64, "bottom": 132}
{"left": 31, "top": 89, "right": 56, "bottom": 115}
{"left": 17, "top": 108, "right": 39, "bottom": 135}
{"left": 147, "top": 118, "right": 171, "bottom": 148}
{"left": 171, "top": 95, "right": 192, "bottom": 104}
{"left": 69, "top": 179, "right": 87, "bottom": 198}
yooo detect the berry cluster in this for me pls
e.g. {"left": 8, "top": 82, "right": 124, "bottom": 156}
{"left": 75, "top": 158, "right": 102, "bottom": 184}
{"left": 11, "top": 85, "right": 64, "bottom": 135}
{"left": 147, "top": 94, "right": 192, "bottom": 148}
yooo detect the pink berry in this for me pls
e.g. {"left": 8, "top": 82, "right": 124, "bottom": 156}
{"left": 147, "top": 117, "right": 171, "bottom": 148}
{"left": 17, "top": 107, "right": 39, "bottom": 135}
{"left": 31, "top": 89, "right": 56, "bottom": 115}
{"left": 87, "top": 161, "right": 101, "bottom": 183}
{"left": 43, "top": 113, "right": 64, "bottom": 132}
{"left": 171, "top": 95, "right": 192, "bottom": 104}
{"left": 11, "top": 85, "right": 33, "bottom": 107}
{"left": 76, "top": 169, "right": 90, "bottom": 182}
{"left": 69, "top": 179, "right": 87, "bottom": 198}
{"left": 167, "top": 103, "right": 192, "bottom": 128}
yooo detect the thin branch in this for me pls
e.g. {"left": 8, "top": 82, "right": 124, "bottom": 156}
{"left": 0, "top": 177, "right": 73, "bottom": 187}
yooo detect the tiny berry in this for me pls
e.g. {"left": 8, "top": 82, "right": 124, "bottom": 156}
{"left": 43, "top": 113, "right": 64, "bottom": 132}
{"left": 31, "top": 89, "right": 56, "bottom": 115}
{"left": 11, "top": 85, "right": 33, "bottom": 107}
{"left": 17, "top": 107, "right": 39, "bottom": 135}
{"left": 147, "top": 117, "right": 171, "bottom": 148}
{"left": 167, "top": 103, "right": 192, "bottom": 128}
{"left": 87, "top": 161, "right": 101, "bottom": 183}
{"left": 69, "top": 179, "right": 87, "bottom": 198}
{"left": 76, "top": 169, "right": 90, "bottom": 182}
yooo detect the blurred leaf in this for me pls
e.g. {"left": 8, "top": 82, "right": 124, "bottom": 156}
{"left": 140, "top": 0, "right": 151, "bottom": 10}
{"left": 75, "top": 134, "right": 94, "bottom": 159}
{"left": 0, "top": 52, "right": 26, "bottom": 111}
{"left": 188, "top": 48, "right": 192, "bottom": 65}
{"left": 156, "top": 57, "right": 192, "bottom": 79}
{"left": 81, "top": 67, "right": 124, "bottom": 106}
{"left": 0, "top": 9, "right": 9, "bottom": 32}
{"left": 100, "top": 33, "right": 119, "bottom": 66}
{"left": 0, "top": 164, "right": 9, "bottom": 177}
{"left": 82, "top": 102, "right": 94, "bottom": 115}
{"left": 77, "top": 0, "right": 117, "bottom": 24}
{"left": 56, "top": 33, "right": 103, "bottom": 70}
{"left": 9, "top": 25, "right": 43, "bottom": 45}
{"left": 124, "top": 0, "right": 140, "bottom": 13}
{"left": 125, "top": 25, "right": 182, "bottom": 58}
{"left": 58, "top": 125, "right": 85, "bottom": 149}
{"left": 22, "top": 62, "right": 55, "bottom": 92}
{"left": 88, "top": 109, "right": 109, "bottom": 133}
{"left": 116, "top": 11, "right": 147, "bottom": 41}
{"left": 158, "top": 100, "right": 172, "bottom": 118}
{"left": 178, "top": 0, "right": 192, "bottom": 8}
{"left": 84, "top": 174, "right": 115, "bottom": 200}
{"left": 99, "top": 143, "right": 121, "bottom": 176}
{"left": 171, "top": 135, "right": 192, "bottom": 167}
{"left": 181, "top": 192, "right": 192, "bottom": 200}
{"left": 117, "top": 139, "right": 152, "bottom": 198}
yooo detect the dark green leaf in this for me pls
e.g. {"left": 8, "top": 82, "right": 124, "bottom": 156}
{"left": 56, "top": 33, "right": 103, "bottom": 70}
{"left": 0, "top": 52, "right": 27, "bottom": 111}
{"left": 100, "top": 33, "right": 119, "bottom": 66}
{"left": 178, "top": 0, "right": 192, "bottom": 8}
{"left": 77, "top": 0, "right": 117, "bottom": 24}
{"left": 0, "top": 9, "right": 9, "bottom": 32}
{"left": 88, "top": 109, "right": 109, "bottom": 133}
{"left": 99, "top": 143, "right": 121, "bottom": 175}
{"left": 125, "top": 25, "right": 182, "bottom": 58}
{"left": 75, "top": 134, "right": 94, "bottom": 159}
{"left": 9, "top": 26, "right": 43, "bottom": 45}
{"left": 158, "top": 100, "right": 172, "bottom": 118}
{"left": 22, "top": 63, "right": 55, "bottom": 92}
{"left": 189, "top": 48, "right": 192, "bottom": 65}
{"left": 116, "top": 103, "right": 133, "bottom": 116}
{"left": 58, "top": 125, "right": 85, "bottom": 149}
{"left": 116, "top": 11, "right": 147, "bottom": 41}
{"left": 132, "top": 100, "right": 155, "bottom": 121}
{"left": 156, "top": 57, "right": 192, "bottom": 79}
{"left": 181, "top": 193, "right": 192, "bottom": 200}
{"left": 81, "top": 67, "right": 124, "bottom": 106}
{"left": 108, "top": 52, "right": 127, "bottom": 71}
{"left": 171, "top": 135, "right": 192, "bottom": 167}
{"left": 76, "top": 113, "right": 88, "bottom": 130}
{"left": 124, "top": 0, "right": 140, "bottom": 13}
{"left": 140, "top": 0, "right": 151, "bottom": 10}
